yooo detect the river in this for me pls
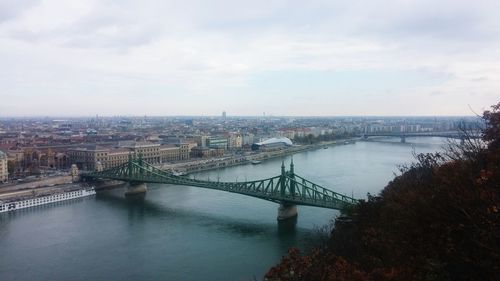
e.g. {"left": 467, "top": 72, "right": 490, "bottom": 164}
{"left": 0, "top": 138, "right": 446, "bottom": 280}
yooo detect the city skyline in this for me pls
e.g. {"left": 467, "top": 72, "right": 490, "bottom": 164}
{"left": 0, "top": 114, "right": 483, "bottom": 118}
{"left": 1, "top": 0, "right": 499, "bottom": 116}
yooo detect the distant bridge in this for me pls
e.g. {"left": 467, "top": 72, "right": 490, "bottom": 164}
{"left": 360, "top": 131, "right": 481, "bottom": 143}
{"left": 80, "top": 156, "right": 357, "bottom": 220}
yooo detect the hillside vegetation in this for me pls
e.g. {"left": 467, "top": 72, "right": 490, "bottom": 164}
{"left": 266, "top": 103, "right": 500, "bottom": 281}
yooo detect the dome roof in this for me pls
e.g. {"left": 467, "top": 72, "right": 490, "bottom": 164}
{"left": 255, "top": 137, "right": 293, "bottom": 146}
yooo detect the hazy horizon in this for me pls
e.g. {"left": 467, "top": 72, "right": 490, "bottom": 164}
{"left": 0, "top": 114, "right": 480, "bottom": 119}
{"left": 1, "top": 0, "right": 499, "bottom": 116}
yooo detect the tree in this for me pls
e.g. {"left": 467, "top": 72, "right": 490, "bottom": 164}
{"left": 267, "top": 101, "right": 500, "bottom": 281}
{"left": 483, "top": 102, "right": 500, "bottom": 150}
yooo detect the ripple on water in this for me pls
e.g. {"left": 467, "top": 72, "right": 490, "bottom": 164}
{"left": 0, "top": 138, "right": 445, "bottom": 281}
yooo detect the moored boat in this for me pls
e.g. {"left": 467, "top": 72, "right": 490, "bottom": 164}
{"left": 172, "top": 171, "right": 187, "bottom": 176}
{"left": 0, "top": 187, "right": 96, "bottom": 213}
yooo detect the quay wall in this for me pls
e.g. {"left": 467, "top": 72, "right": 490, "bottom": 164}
{"left": 0, "top": 176, "right": 73, "bottom": 193}
{"left": 159, "top": 139, "right": 357, "bottom": 174}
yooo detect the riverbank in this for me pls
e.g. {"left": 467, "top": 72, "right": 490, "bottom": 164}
{"left": 157, "top": 138, "right": 358, "bottom": 175}
{"left": 0, "top": 174, "right": 73, "bottom": 192}
{"left": 0, "top": 138, "right": 358, "bottom": 193}
{"left": 0, "top": 173, "right": 81, "bottom": 202}
{"left": 0, "top": 136, "right": 447, "bottom": 281}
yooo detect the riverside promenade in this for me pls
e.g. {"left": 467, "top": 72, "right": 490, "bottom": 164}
{"left": 0, "top": 139, "right": 358, "bottom": 193}
{"left": 156, "top": 138, "right": 357, "bottom": 174}
{"left": 0, "top": 174, "right": 76, "bottom": 199}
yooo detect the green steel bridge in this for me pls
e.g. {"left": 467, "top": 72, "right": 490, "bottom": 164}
{"left": 80, "top": 156, "right": 358, "bottom": 218}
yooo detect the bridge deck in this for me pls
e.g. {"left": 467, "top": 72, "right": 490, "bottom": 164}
{"left": 81, "top": 158, "right": 357, "bottom": 210}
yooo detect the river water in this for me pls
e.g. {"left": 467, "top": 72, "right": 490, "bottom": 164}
{"left": 0, "top": 138, "right": 446, "bottom": 280}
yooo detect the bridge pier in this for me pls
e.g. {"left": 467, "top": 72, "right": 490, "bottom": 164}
{"left": 81, "top": 159, "right": 359, "bottom": 218}
{"left": 277, "top": 203, "right": 298, "bottom": 220}
{"left": 125, "top": 182, "right": 147, "bottom": 196}
{"left": 400, "top": 136, "right": 406, "bottom": 143}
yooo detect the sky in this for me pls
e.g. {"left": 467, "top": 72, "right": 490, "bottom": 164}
{"left": 0, "top": 0, "right": 499, "bottom": 117}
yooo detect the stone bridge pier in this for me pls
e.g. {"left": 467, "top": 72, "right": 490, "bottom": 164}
{"left": 80, "top": 158, "right": 359, "bottom": 220}
{"left": 277, "top": 203, "right": 298, "bottom": 220}
{"left": 125, "top": 182, "right": 147, "bottom": 196}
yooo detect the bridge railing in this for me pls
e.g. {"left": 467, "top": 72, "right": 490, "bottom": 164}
{"left": 290, "top": 174, "right": 358, "bottom": 205}
{"left": 81, "top": 159, "right": 359, "bottom": 209}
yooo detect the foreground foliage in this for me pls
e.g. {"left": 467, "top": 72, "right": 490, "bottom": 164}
{"left": 266, "top": 103, "right": 500, "bottom": 281}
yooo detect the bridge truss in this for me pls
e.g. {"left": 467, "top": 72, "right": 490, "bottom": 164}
{"left": 81, "top": 156, "right": 357, "bottom": 210}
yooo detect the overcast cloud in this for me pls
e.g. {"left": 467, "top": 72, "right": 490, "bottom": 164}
{"left": 0, "top": 0, "right": 499, "bottom": 116}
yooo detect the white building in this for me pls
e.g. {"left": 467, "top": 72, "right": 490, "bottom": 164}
{"left": 0, "top": 150, "right": 8, "bottom": 183}
{"left": 228, "top": 134, "right": 243, "bottom": 150}
{"left": 242, "top": 133, "right": 255, "bottom": 146}
{"left": 252, "top": 137, "right": 293, "bottom": 151}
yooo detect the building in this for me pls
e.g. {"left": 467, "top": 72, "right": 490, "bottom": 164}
{"left": 207, "top": 137, "right": 228, "bottom": 149}
{"left": 0, "top": 150, "right": 7, "bottom": 182}
{"left": 190, "top": 147, "right": 224, "bottom": 158}
{"left": 120, "top": 141, "right": 161, "bottom": 164}
{"left": 251, "top": 137, "right": 293, "bottom": 151}
{"left": 53, "top": 152, "right": 70, "bottom": 169}
{"left": 242, "top": 133, "right": 254, "bottom": 146}
{"left": 227, "top": 133, "right": 242, "bottom": 150}
{"left": 278, "top": 130, "right": 296, "bottom": 140}
{"left": 159, "top": 144, "right": 190, "bottom": 162}
{"left": 68, "top": 142, "right": 191, "bottom": 171}
{"left": 106, "top": 148, "right": 130, "bottom": 168}
{"left": 67, "top": 145, "right": 109, "bottom": 171}
{"left": 194, "top": 135, "right": 210, "bottom": 148}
